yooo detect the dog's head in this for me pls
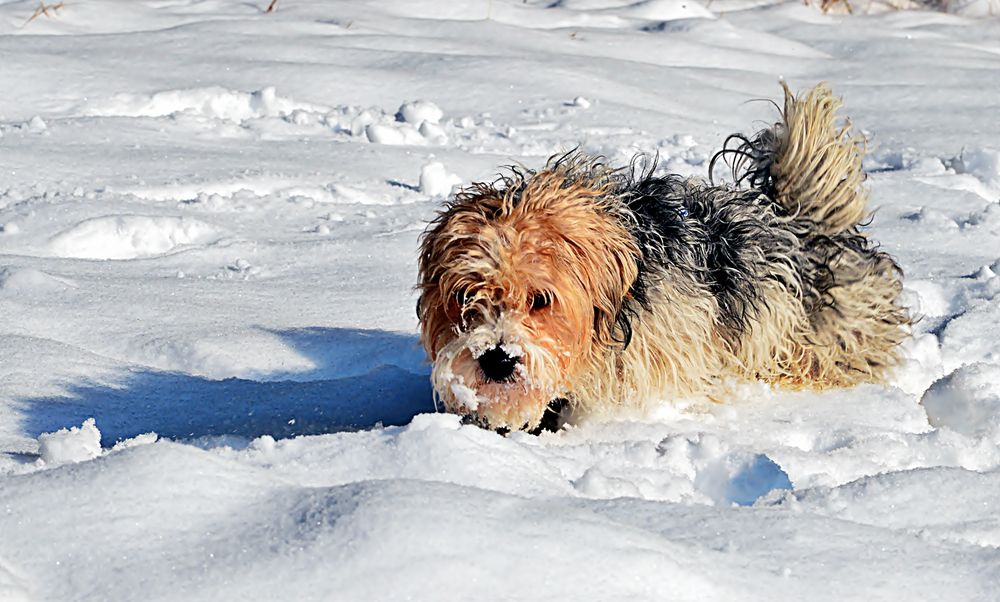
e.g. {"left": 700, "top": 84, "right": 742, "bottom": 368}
{"left": 417, "top": 158, "right": 640, "bottom": 431}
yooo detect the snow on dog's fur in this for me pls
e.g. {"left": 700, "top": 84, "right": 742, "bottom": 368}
{"left": 417, "top": 83, "right": 911, "bottom": 432}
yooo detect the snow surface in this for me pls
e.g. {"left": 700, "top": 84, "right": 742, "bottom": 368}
{"left": 1, "top": 0, "right": 1000, "bottom": 600}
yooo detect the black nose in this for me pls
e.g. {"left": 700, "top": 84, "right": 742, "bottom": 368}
{"left": 478, "top": 345, "right": 519, "bottom": 382}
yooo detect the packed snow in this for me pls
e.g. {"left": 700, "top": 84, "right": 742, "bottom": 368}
{"left": 1, "top": 0, "right": 999, "bottom": 600}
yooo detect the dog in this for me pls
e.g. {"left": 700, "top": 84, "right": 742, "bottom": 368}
{"left": 416, "top": 83, "right": 910, "bottom": 433}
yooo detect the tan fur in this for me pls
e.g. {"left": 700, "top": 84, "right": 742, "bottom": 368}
{"left": 766, "top": 82, "right": 910, "bottom": 387}
{"left": 770, "top": 82, "right": 869, "bottom": 235}
{"left": 419, "top": 164, "right": 643, "bottom": 427}
{"left": 790, "top": 241, "right": 910, "bottom": 387}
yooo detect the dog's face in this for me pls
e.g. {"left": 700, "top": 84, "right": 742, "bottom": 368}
{"left": 417, "top": 167, "right": 639, "bottom": 431}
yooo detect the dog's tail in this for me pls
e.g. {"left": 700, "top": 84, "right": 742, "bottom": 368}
{"left": 714, "top": 82, "right": 868, "bottom": 235}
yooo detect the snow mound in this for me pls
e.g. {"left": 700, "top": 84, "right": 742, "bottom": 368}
{"left": 365, "top": 122, "right": 426, "bottom": 145}
{"left": 82, "top": 86, "right": 327, "bottom": 123}
{"left": 419, "top": 161, "right": 462, "bottom": 197}
{"left": 258, "top": 479, "right": 718, "bottom": 600}
{"left": 47, "top": 215, "right": 220, "bottom": 260}
{"left": 396, "top": 100, "right": 444, "bottom": 126}
{"left": 37, "top": 418, "right": 101, "bottom": 465}
{"left": 769, "top": 467, "right": 1000, "bottom": 548}
{"left": 352, "top": 103, "right": 450, "bottom": 146}
{"left": 921, "top": 362, "right": 1000, "bottom": 438}
{"left": 5, "top": 419, "right": 999, "bottom": 601}
{"left": 575, "top": 432, "right": 792, "bottom": 505}
{"left": 955, "top": 147, "right": 1000, "bottom": 190}
{"left": 0, "top": 267, "right": 75, "bottom": 294}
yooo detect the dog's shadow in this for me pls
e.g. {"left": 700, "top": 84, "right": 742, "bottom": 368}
{"left": 18, "top": 327, "right": 435, "bottom": 447}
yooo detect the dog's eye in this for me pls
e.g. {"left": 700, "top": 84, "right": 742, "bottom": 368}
{"left": 454, "top": 289, "right": 468, "bottom": 306}
{"left": 530, "top": 291, "right": 551, "bottom": 311}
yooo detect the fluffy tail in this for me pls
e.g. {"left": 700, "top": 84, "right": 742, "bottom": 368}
{"left": 715, "top": 82, "right": 869, "bottom": 235}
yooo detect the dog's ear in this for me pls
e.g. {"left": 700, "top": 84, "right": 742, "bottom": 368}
{"left": 417, "top": 184, "right": 508, "bottom": 359}
{"left": 585, "top": 229, "right": 639, "bottom": 350}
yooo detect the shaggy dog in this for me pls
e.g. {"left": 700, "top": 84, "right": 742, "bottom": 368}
{"left": 416, "top": 83, "right": 910, "bottom": 433}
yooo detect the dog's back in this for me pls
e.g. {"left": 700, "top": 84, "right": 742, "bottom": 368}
{"left": 612, "top": 83, "right": 910, "bottom": 397}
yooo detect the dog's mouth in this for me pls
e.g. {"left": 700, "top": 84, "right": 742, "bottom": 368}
{"left": 434, "top": 337, "right": 566, "bottom": 434}
{"left": 461, "top": 398, "right": 569, "bottom": 436}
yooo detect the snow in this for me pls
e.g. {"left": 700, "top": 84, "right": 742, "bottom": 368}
{"left": 501, "top": 341, "right": 525, "bottom": 358}
{"left": 1, "top": 0, "right": 1000, "bottom": 600}
{"left": 47, "top": 215, "right": 221, "bottom": 260}
{"left": 396, "top": 100, "right": 444, "bottom": 126}
{"left": 449, "top": 380, "right": 481, "bottom": 411}
{"left": 956, "top": 147, "right": 1000, "bottom": 190}
{"left": 35, "top": 418, "right": 101, "bottom": 465}
{"left": 82, "top": 86, "right": 327, "bottom": 123}
{"left": 419, "top": 161, "right": 462, "bottom": 196}
{"left": 921, "top": 362, "right": 1000, "bottom": 438}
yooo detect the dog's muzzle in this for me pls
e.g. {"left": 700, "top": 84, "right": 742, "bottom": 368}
{"left": 477, "top": 344, "right": 520, "bottom": 382}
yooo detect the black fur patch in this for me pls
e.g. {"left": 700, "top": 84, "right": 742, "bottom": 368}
{"left": 613, "top": 167, "right": 797, "bottom": 341}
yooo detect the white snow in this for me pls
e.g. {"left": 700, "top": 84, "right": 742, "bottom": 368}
{"left": 500, "top": 342, "right": 525, "bottom": 358}
{"left": 47, "top": 215, "right": 221, "bottom": 260}
{"left": 955, "top": 146, "right": 1000, "bottom": 190}
{"left": 419, "top": 161, "right": 463, "bottom": 197}
{"left": 2, "top": 0, "right": 1000, "bottom": 600}
{"left": 396, "top": 100, "right": 444, "bottom": 126}
{"left": 36, "top": 418, "right": 101, "bottom": 465}
{"left": 921, "top": 362, "right": 1000, "bottom": 438}
{"left": 365, "top": 122, "right": 426, "bottom": 145}
{"left": 81, "top": 86, "right": 327, "bottom": 123}
{"left": 449, "top": 381, "right": 481, "bottom": 411}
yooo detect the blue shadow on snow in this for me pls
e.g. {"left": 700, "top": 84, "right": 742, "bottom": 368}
{"left": 18, "top": 328, "right": 435, "bottom": 446}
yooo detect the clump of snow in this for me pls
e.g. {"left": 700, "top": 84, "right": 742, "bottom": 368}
{"left": 82, "top": 86, "right": 327, "bottom": 124}
{"left": 419, "top": 161, "right": 462, "bottom": 197}
{"left": 921, "top": 362, "right": 1000, "bottom": 438}
{"left": 396, "top": 100, "right": 443, "bottom": 126}
{"left": 903, "top": 278, "right": 953, "bottom": 318}
{"left": 450, "top": 381, "right": 480, "bottom": 411}
{"left": 954, "top": 147, "right": 1000, "bottom": 189}
{"left": 572, "top": 96, "right": 591, "bottom": 108}
{"left": 111, "top": 432, "right": 159, "bottom": 452}
{"left": 893, "top": 332, "right": 945, "bottom": 397}
{"left": 37, "top": 418, "right": 102, "bottom": 465}
{"left": 418, "top": 121, "right": 448, "bottom": 144}
{"left": 365, "top": 122, "right": 425, "bottom": 145}
{"left": 26, "top": 116, "right": 47, "bottom": 133}
{"left": 0, "top": 222, "right": 20, "bottom": 235}
{"left": 47, "top": 215, "right": 220, "bottom": 260}
{"left": 500, "top": 342, "right": 524, "bottom": 358}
